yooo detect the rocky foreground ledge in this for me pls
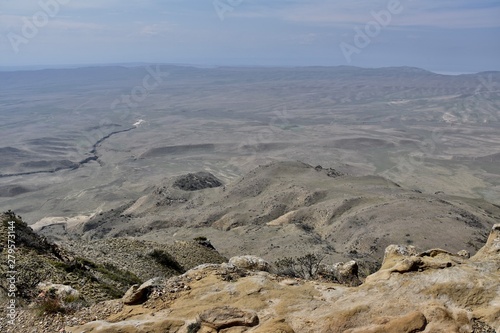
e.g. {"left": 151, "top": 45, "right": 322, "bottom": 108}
{"left": 60, "top": 225, "right": 500, "bottom": 333}
{"left": 2, "top": 219, "right": 498, "bottom": 332}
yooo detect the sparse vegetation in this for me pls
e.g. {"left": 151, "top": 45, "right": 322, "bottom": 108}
{"left": 173, "top": 172, "right": 223, "bottom": 191}
{"left": 36, "top": 296, "right": 65, "bottom": 316}
{"left": 275, "top": 253, "right": 324, "bottom": 279}
{"left": 187, "top": 320, "right": 202, "bottom": 333}
{"left": 1, "top": 211, "right": 144, "bottom": 304}
{"left": 193, "top": 236, "right": 216, "bottom": 250}
{"left": 94, "top": 262, "right": 142, "bottom": 288}
{"left": 35, "top": 288, "right": 87, "bottom": 316}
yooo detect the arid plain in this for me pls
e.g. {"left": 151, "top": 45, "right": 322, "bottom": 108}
{"left": 1, "top": 65, "right": 499, "bottom": 264}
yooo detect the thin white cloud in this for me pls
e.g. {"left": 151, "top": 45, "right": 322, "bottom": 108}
{"left": 58, "top": 0, "right": 122, "bottom": 10}
{"left": 234, "top": 0, "right": 500, "bottom": 29}
{"left": 287, "top": 33, "right": 318, "bottom": 45}
{"left": 391, "top": 7, "right": 500, "bottom": 28}
{"left": 0, "top": 14, "right": 105, "bottom": 33}
{"left": 49, "top": 20, "right": 105, "bottom": 31}
{"left": 122, "top": 21, "right": 177, "bottom": 38}
{"left": 137, "top": 22, "right": 176, "bottom": 36}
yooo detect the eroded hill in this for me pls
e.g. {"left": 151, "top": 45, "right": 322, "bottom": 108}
{"left": 0, "top": 211, "right": 226, "bottom": 332}
{"left": 41, "top": 161, "right": 500, "bottom": 271}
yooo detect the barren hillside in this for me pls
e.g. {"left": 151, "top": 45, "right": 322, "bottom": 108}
{"left": 38, "top": 161, "right": 500, "bottom": 271}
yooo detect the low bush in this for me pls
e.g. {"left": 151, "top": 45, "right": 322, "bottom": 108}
{"left": 275, "top": 253, "right": 324, "bottom": 279}
{"left": 35, "top": 288, "right": 87, "bottom": 316}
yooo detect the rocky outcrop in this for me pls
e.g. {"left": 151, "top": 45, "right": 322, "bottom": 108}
{"left": 122, "top": 278, "right": 162, "bottom": 305}
{"left": 344, "top": 311, "right": 427, "bottom": 333}
{"left": 37, "top": 283, "right": 80, "bottom": 299}
{"left": 61, "top": 224, "right": 500, "bottom": 333}
{"left": 474, "top": 223, "right": 500, "bottom": 257}
{"left": 457, "top": 249, "right": 471, "bottom": 258}
{"left": 199, "top": 306, "right": 259, "bottom": 330}
{"left": 326, "top": 260, "right": 361, "bottom": 286}
{"left": 229, "top": 255, "right": 270, "bottom": 272}
{"left": 173, "top": 172, "right": 223, "bottom": 191}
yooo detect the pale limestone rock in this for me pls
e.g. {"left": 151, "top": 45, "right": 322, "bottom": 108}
{"left": 66, "top": 225, "right": 500, "bottom": 333}
{"left": 37, "top": 282, "right": 79, "bottom": 298}
{"left": 329, "top": 260, "right": 361, "bottom": 286}
{"left": 474, "top": 223, "right": 500, "bottom": 258}
{"left": 384, "top": 244, "right": 418, "bottom": 259}
{"left": 122, "top": 278, "right": 161, "bottom": 305}
{"left": 280, "top": 279, "right": 299, "bottom": 286}
{"left": 228, "top": 255, "right": 270, "bottom": 272}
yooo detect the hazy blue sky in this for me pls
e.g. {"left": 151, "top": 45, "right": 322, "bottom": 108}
{"left": 1, "top": 0, "right": 499, "bottom": 72}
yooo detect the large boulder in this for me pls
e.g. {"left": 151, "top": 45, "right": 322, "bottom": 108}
{"left": 122, "top": 278, "right": 162, "bottom": 305}
{"left": 37, "top": 282, "right": 79, "bottom": 299}
{"left": 229, "top": 255, "right": 270, "bottom": 272}
{"left": 199, "top": 306, "right": 259, "bottom": 330}
{"left": 328, "top": 260, "right": 361, "bottom": 286}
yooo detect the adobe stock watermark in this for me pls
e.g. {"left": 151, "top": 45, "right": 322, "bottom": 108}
{"left": 233, "top": 106, "right": 295, "bottom": 166}
{"left": 476, "top": 73, "right": 500, "bottom": 122}
{"left": 213, "top": 0, "right": 244, "bottom": 21}
{"left": 72, "top": 65, "right": 169, "bottom": 158}
{"left": 378, "top": 128, "right": 444, "bottom": 186}
{"left": 448, "top": 74, "right": 500, "bottom": 125}
{"left": 340, "top": 0, "right": 413, "bottom": 63}
{"left": 475, "top": 73, "right": 500, "bottom": 100}
{"left": 110, "top": 65, "right": 169, "bottom": 112}
{"left": 6, "top": 0, "right": 71, "bottom": 54}
{"left": 5, "top": 218, "right": 18, "bottom": 326}
{"left": 378, "top": 73, "right": 499, "bottom": 185}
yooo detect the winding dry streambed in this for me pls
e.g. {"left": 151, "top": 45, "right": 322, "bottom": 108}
{"left": 0, "top": 126, "right": 136, "bottom": 178}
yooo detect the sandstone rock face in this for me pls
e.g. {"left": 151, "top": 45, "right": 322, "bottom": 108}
{"left": 328, "top": 260, "right": 361, "bottom": 286}
{"left": 474, "top": 223, "right": 500, "bottom": 257}
{"left": 122, "top": 278, "right": 161, "bottom": 305}
{"left": 229, "top": 255, "right": 270, "bottom": 272}
{"left": 199, "top": 306, "right": 259, "bottom": 330}
{"left": 344, "top": 311, "right": 427, "bottom": 333}
{"left": 58, "top": 225, "right": 500, "bottom": 333}
{"left": 384, "top": 244, "right": 418, "bottom": 260}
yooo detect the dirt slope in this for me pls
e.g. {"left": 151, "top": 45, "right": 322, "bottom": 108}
{"left": 44, "top": 161, "right": 500, "bottom": 271}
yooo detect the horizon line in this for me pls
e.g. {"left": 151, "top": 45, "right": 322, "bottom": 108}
{"left": 0, "top": 62, "right": 495, "bottom": 76}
